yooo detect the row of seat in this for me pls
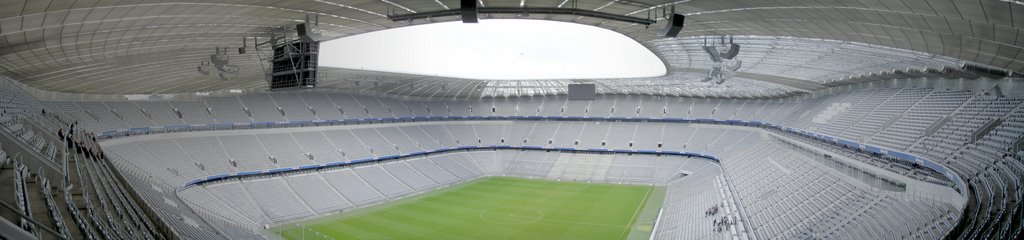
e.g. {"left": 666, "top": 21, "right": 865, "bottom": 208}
{"left": 44, "top": 92, "right": 826, "bottom": 133}
{"left": 0, "top": 85, "right": 168, "bottom": 240}
{"left": 102, "top": 119, "right": 958, "bottom": 240}
{"left": 654, "top": 166, "right": 730, "bottom": 240}
{"left": 780, "top": 129, "right": 951, "bottom": 186}
{"left": 0, "top": 76, "right": 42, "bottom": 115}
{"left": 103, "top": 122, "right": 756, "bottom": 187}
{"left": 0, "top": 113, "right": 60, "bottom": 165}
{"left": 180, "top": 151, "right": 708, "bottom": 230}
{"left": 21, "top": 85, "right": 1024, "bottom": 239}
{"left": 784, "top": 89, "right": 1024, "bottom": 238}
{"left": 0, "top": 129, "right": 160, "bottom": 240}
{"left": 724, "top": 139, "right": 957, "bottom": 240}
{"left": 941, "top": 99, "right": 1024, "bottom": 239}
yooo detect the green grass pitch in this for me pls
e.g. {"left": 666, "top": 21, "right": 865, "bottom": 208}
{"left": 272, "top": 176, "right": 657, "bottom": 240}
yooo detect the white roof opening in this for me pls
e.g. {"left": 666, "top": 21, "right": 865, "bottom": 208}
{"left": 319, "top": 19, "right": 666, "bottom": 80}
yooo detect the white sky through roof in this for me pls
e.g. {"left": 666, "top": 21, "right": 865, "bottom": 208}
{"left": 319, "top": 19, "right": 666, "bottom": 80}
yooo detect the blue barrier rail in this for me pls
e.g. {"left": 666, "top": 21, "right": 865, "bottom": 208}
{"left": 98, "top": 115, "right": 963, "bottom": 195}
{"left": 177, "top": 146, "right": 719, "bottom": 191}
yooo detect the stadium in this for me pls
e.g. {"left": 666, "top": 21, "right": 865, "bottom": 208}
{"left": 0, "top": 0, "right": 1021, "bottom": 239}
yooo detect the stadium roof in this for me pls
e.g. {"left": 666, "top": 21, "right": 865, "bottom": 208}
{"left": 0, "top": 0, "right": 1017, "bottom": 96}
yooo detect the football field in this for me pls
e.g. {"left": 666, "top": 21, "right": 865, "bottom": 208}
{"left": 272, "top": 176, "right": 660, "bottom": 240}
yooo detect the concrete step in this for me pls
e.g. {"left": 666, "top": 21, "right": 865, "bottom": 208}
{"left": 24, "top": 174, "right": 57, "bottom": 240}
{"left": 0, "top": 163, "right": 20, "bottom": 227}
{"left": 53, "top": 189, "right": 85, "bottom": 239}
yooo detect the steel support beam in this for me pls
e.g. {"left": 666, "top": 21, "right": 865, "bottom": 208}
{"left": 388, "top": 7, "right": 656, "bottom": 25}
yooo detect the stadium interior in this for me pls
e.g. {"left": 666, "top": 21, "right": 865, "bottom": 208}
{"left": 0, "top": 0, "right": 1022, "bottom": 239}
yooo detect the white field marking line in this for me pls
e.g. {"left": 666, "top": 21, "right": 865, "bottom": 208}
{"left": 478, "top": 207, "right": 545, "bottom": 224}
{"left": 288, "top": 199, "right": 424, "bottom": 230}
{"left": 284, "top": 178, "right": 490, "bottom": 229}
{"left": 432, "top": 200, "right": 622, "bottom": 227}
{"left": 289, "top": 179, "right": 634, "bottom": 231}
{"left": 618, "top": 187, "right": 653, "bottom": 240}
{"left": 283, "top": 179, "right": 497, "bottom": 230}
{"left": 410, "top": 183, "right": 631, "bottom": 228}
{"left": 535, "top": 215, "right": 625, "bottom": 228}
{"left": 354, "top": 233, "right": 394, "bottom": 240}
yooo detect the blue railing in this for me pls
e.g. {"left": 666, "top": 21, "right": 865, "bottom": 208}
{"left": 177, "top": 146, "right": 719, "bottom": 191}
{"left": 91, "top": 115, "right": 963, "bottom": 196}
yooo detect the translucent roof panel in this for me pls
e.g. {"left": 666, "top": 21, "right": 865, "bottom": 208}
{"left": 319, "top": 19, "right": 666, "bottom": 80}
